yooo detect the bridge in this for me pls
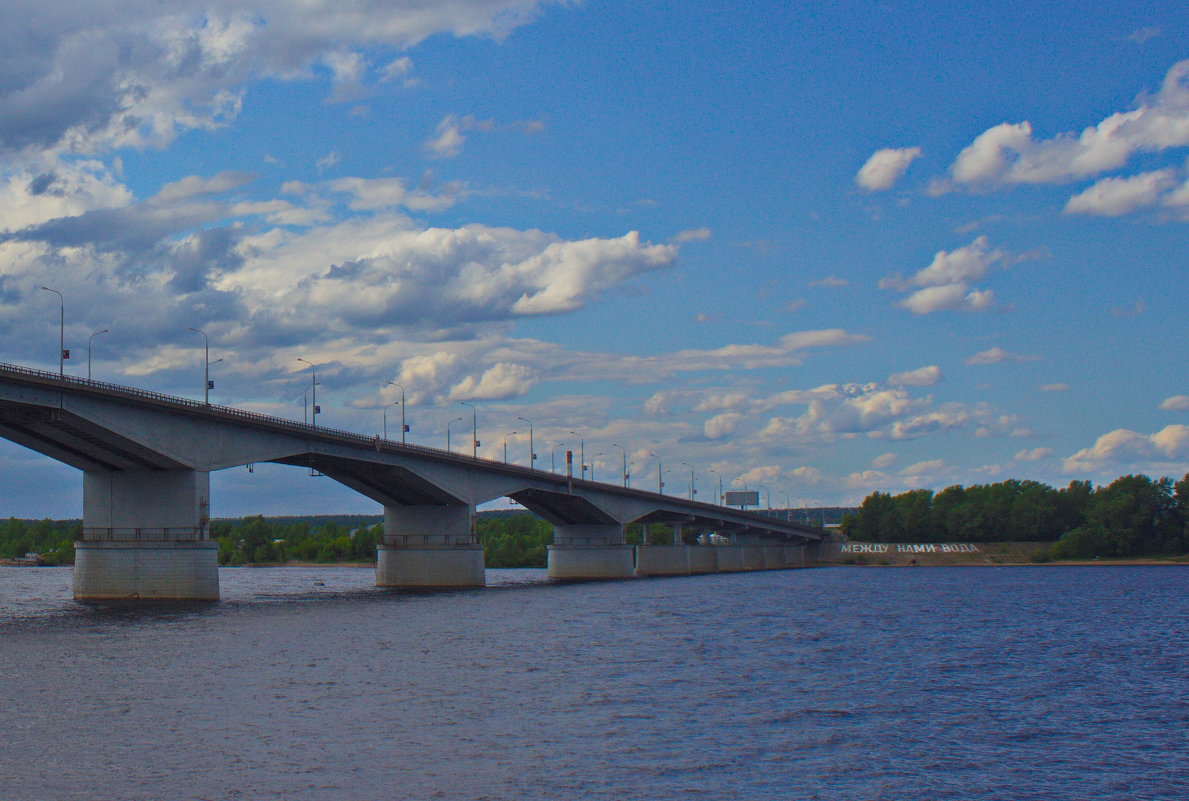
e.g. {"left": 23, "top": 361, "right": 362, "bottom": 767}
{"left": 0, "top": 361, "right": 824, "bottom": 600}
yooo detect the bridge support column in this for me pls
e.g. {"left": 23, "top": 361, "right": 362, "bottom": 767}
{"left": 762, "top": 544, "right": 785, "bottom": 569}
{"left": 376, "top": 504, "right": 485, "bottom": 588}
{"left": 75, "top": 470, "right": 218, "bottom": 601}
{"left": 547, "top": 524, "right": 634, "bottom": 580}
{"left": 716, "top": 545, "right": 744, "bottom": 572}
{"left": 783, "top": 544, "right": 806, "bottom": 568}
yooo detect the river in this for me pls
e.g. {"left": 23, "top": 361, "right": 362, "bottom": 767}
{"left": 1, "top": 565, "right": 1186, "bottom": 800}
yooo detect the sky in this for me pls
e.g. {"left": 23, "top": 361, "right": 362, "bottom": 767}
{"left": 0, "top": 0, "right": 1186, "bottom": 518}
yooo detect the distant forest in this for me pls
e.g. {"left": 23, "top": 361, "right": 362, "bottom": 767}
{"left": 841, "top": 473, "right": 1189, "bottom": 559}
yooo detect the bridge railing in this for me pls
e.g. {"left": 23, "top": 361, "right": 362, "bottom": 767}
{"left": 80, "top": 527, "right": 209, "bottom": 543}
{"left": 382, "top": 534, "right": 479, "bottom": 548}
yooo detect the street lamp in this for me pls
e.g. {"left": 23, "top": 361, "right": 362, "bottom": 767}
{"left": 188, "top": 328, "right": 222, "bottom": 404}
{"left": 459, "top": 401, "right": 477, "bottom": 457}
{"left": 383, "top": 400, "right": 400, "bottom": 440}
{"left": 551, "top": 441, "right": 566, "bottom": 473}
{"left": 387, "top": 382, "right": 407, "bottom": 442}
{"left": 40, "top": 286, "right": 66, "bottom": 378}
{"left": 87, "top": 329, "right": 108, "bottom": 380}
{"left": 297, "top": 358, "right": 318, "bottom": 426}
{"left": 708, "top": 468, "right": 723, "bottom": 504}
{"left": 591, "top": 453, "right": 604, "bottom": 482}
{"left": 568, "top": 430, "right": 585, "bottom": 479}
{"left": 517, "top": 417, "right": 535, "bottom": 469}
{"left": 681, "top": 462, "right": 696, "bottom": 501}
{"left": 447, "top": 416, "right": 464, "bottom": 452}
{"left": 644, "top": 451, "right": 663, "bottom": 494}
{"left": 503, "top": 431, "right": 518, "bottom": 463}
{"left": 303, "top": 382, "right": 319, "bottom": 424}
{"left": 611, "top": 443, "right": 628, "bottom": 487}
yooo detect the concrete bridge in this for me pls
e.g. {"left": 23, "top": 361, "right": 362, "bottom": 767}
{"left": 0, "top": 361, "right": 823, "bottom": 600}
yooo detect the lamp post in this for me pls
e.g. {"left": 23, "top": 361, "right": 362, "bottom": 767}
{"left": 708, "top": 468, "right": 723, "bottom": 504}
{"left": 503, "top": 431, "right": 518, "bottom": 463}
{"left": 188, "top": 327, "right": 221, "bottom": 404}
{"left": 447, "top": 416, "right": 463, "bottom": 452}
{"left": 87, "top": 329, "right": 108, "bottom": 380}
{"left": 681, "top": 462, "right": 696, "bottom": 501}
{"left": 459, "top": 401, "right": 477, "bottom": 457}
{"left": 40, "top": 286, "right": 65, "bottom": 377}
{"left": 383, "top": 400, "right": 400, "bottom": 440}
{"left": 517, "top": 417, "right": 535, "bottom": 469}
{"left": 611, "top": 443, "right": 628, "bottom": 487}
{"left": 568, "top": 430, "right": 585, "bottom": 479}
{"left": 387, "top": 382, "right": 406, "bottom": 442}
{"left": 551, "top": 442, "right": 566, "bottom": 473}
{"left": 644, "top": 451, "right": 663, "bottom": 494}
{"left": 591, "top": 453, "right": 604, "bottom": 482}
{"left": 297, "top": 358, "right": 319, "bottom": 426}
{"left": 303, "top": 383, "right": 319, "bottom": 424}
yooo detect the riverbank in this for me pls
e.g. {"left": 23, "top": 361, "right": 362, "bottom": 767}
{"left": 820, "top": 540, "right": 1189, "bottom": 566}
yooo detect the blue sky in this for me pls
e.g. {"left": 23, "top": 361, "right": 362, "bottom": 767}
{"left": 0, "top": 0, "right": 1185, "bottom": 517}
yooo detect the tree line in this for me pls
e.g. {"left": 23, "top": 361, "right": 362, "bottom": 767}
{"left": 841, "top": 473, "right": 1189, "bottom": 559}
{"left": 2, "top": 513, "right": 702, "bottom": 568}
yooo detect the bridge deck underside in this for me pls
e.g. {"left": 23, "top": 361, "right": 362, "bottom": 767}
{"left": 0, "top": 403, "right": 185, "bottom": 472}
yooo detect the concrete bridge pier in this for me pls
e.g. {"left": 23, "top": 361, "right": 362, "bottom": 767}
{"left": 75, "top": 469, "right": 219, "bottom": 601}
{"left": 547, "top": 523, "right": 634, "bottom": 579}
{"left": 376, "top": 504, "right": 485, "bottom": 588}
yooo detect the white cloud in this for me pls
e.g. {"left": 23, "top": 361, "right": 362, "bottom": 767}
{"left": 1063, "top": 169, "right": 1179, "bottom": 216}
{"left": 810, "top": 275, "right": 849, "bottom": 287}
{"left": 449, "top": 362, "right": 537, "bottom": 401}
{"left": 1063, "top": 424, "right": 1189, "bottom": 473}
{"left": 871, "top": 453, "right": 896, "bottom": 469}
{"left": 0, "top": 1, "right": 555, "bottom": 158}
{"left": 671, "top": 227, "right": 711, "bottom": 243}
{"left": 703, "top": 413, "right": 743, "bottom": 439}
{"left": 888, "top": 365, "right": 942, "bottom": 387}
{"left": 1014, "top": 447, "right": 1052, "bottom": 462}
{"left": 883, "top": 236, "right": 1010, "bottom": 314}
{"left": 943, "top": 60, "right": 1189, "bottom": 189}
{"left": 1160, "top": 395, "right": 1189, "bottom": 411}
{"left": 964, "top": 347, "right": 1041, "bottom": 366}
{"left": 856, "top": 146, "right": 922, "bottom": 191}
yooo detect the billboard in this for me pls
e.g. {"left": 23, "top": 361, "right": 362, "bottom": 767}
{"left": 723, "top": 490, "right": 760, "bottom": 507}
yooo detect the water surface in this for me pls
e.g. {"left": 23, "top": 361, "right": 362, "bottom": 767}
{"left": 1, "top": 566, "right": 1186, "bottom": 800}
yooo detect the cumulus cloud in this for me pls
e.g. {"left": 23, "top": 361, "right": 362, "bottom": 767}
{"left": 888, "top": 365, "right": 942, "bottom": 387}
{"left": 449, "top": 362, "right": 537, "bottom": 400}
{"left": 1063, "top": 424, "right": 1189, "bottom": 473}
{"left": 882, "top": 236, "right": 1011, "bottom": 314}
{"left": 856, "top": 146, "right": 922, "bottom": 191}
{"left": 964, "top": 347, "right": 1041, "bottom": 365}
{"left": 1063, "top": 169, "right": 1179, "bottom": 216}
{"left": 1014, "top": 447, "right": 1052, "bottom": 462}
{"left": 941, "top": 60, "right": 1189, "bottom": 190}
{"left": 1160, "top": 395, "right": 1189, "bottom": 411}
{"left": 0, "top": 1, "right": 555, "bottom": 157}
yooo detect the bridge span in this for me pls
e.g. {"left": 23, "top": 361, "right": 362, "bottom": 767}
{"left": 0, "top": 362, "right": 823, "bottom": 600}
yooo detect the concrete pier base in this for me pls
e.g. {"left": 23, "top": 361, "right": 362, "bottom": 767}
{"left": 715, "top": 546, "right": 744, "bottom": 572}
{"left": 635, "top": 545, "right": 690, "bottom": 576}
{"left": 741, "top": 546, "right": 766, "bottom": 570}
{"left": 687, "top": 546, "right": 718, "bottom": 574}
{"left": 375, "top": 545, "right": 485, "bottom": 588}
{"left": 73, "top": 540, "right": 219, "bottom": 600}
{"left": 763, "top": 545, "right": 785, "bottom": 569}
{"left": 783, "top": 544, "right": 806, "bottom": 568}
{"left": 547, "top": 545, "right": 635, "bottom": 579}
